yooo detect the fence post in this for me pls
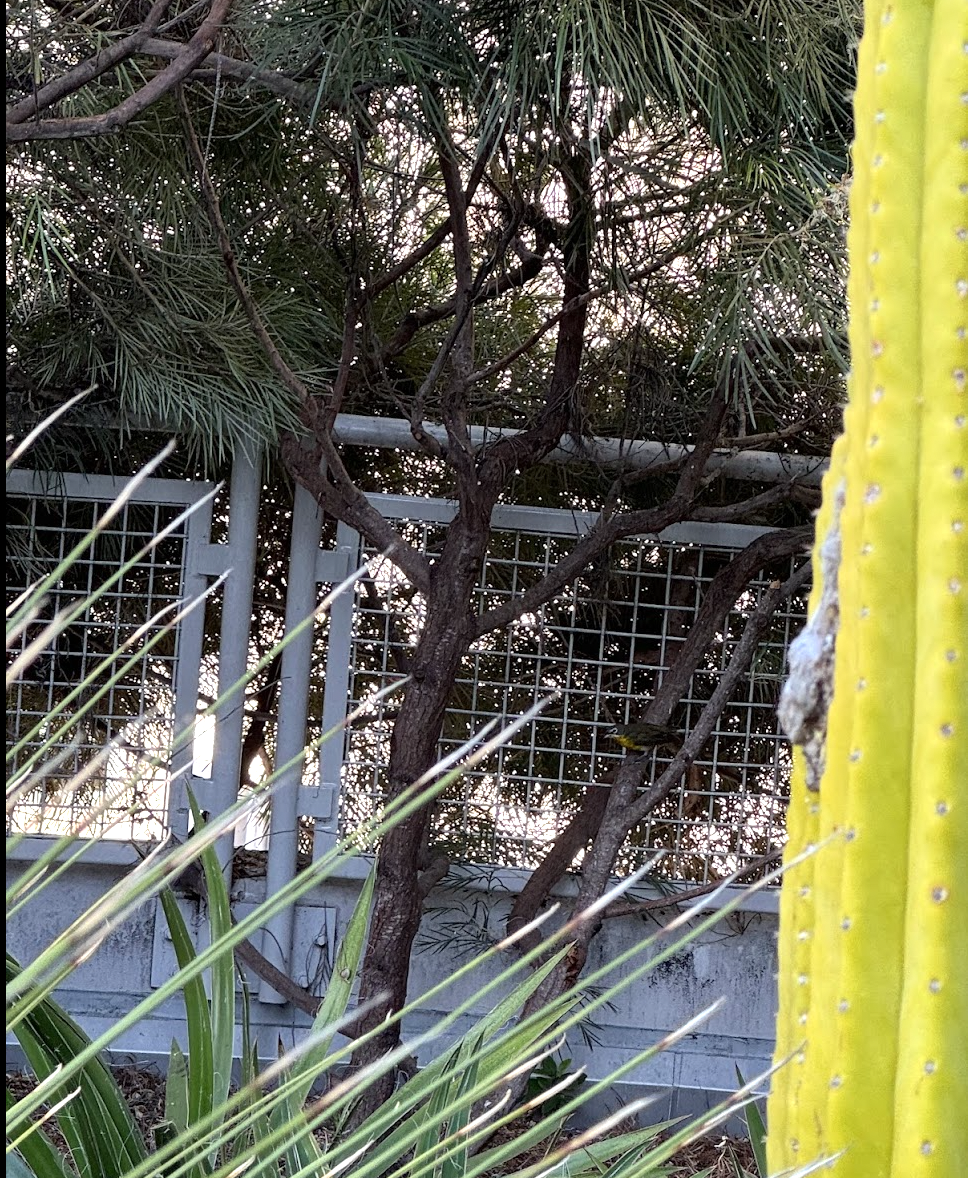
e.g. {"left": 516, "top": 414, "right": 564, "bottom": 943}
{"left": 258, "top": 482, "right": 324, "bottom": 1003}
{"left": 207, "top": 447, "right": 262, "bottom": 874}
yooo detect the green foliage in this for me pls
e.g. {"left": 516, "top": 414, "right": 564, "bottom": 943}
{"left": 7, "top": 1, "right": 856, "bottom": 464}
{"left": 6, "top": 822, "right": 775, "bottom": 1178}
{"left": 524, "top": 1054, "right": 585, "bottom": 1115}
{"left": 733, "top": 1067, "right": 767, "bottom": 1178}
{"left": 6, "top": 953, "right": 149, "bottom": 1178}
{"left": 6, "top": 447, "right": 788, "bottom": 1177}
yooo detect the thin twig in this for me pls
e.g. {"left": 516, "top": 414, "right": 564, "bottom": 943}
{"left": 601, "top": 851, "right": 782, "bottom": 920}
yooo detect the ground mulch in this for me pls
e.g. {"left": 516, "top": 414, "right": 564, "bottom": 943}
{"left": 7, "top": 1066, "right": 758, "bottom": 1175}
{"left": 7, "top": 1065, "right": 169, "bottom": 1158}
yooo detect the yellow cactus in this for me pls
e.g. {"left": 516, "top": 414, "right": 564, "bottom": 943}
{"left": 768, "top": 2, "right": 968, "bottom": 1175}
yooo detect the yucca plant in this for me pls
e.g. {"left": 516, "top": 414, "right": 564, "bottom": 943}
{"left": 7, "top": 439, "right": 804, "bottom": 1178}
{"left": 769, "top": 1, "right": 967, "bottom": 1173}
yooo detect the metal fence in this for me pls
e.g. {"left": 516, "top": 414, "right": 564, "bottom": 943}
{"left": 325, "top": 498, "right": 807, "bottom": 883}
{"left": 6, "top": 471, "right": 808, "bottom": 884}
{"left": 5, "top": 471, "right": 215, "bottom": 842}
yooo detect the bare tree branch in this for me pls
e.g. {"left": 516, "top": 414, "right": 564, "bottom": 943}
{"left": 6, "top": 0, "right": 173, "bottom": 126}
{"left": 691, "top": 482, "right": 818, "bottom": 522}
{"left": 720, "top": 416, "right": 820, "bottom": 450}
{"left": 505, "top": 525, "right": 808, "bottom": 947}
{"left": 472, "top": 395, "right": 732, "bottom": 638}
{"left": 460, "top": 219, "right": 725, "bottom": 391}
{"left": 519, "top": 559, "right": 810, "bottom": 1016}
{"left": 366, "top": 218, "right": 453, "bottom": 298}
{"left": 645, "top": 525, "right": 811, "bottom": 724}
{"left": 601, "top": 850, "right": 781, "bottom": 920}
{"left": 466, "top": 222, "right": 715, "bottom": 457}
{"left": 505, "top": 783, "right": 611, "bottom": 952}
{"left": 381, "top": 251, "right": 547, "bottom": 360}
{"left": 471, "top": 500, "right": 681, "bottom": 638}
{"left": 624, "top": 561, "right": 812, "bottom": 830}
{"left": 142, "top": 37, "right": 319, "bottom": 103}
{"left": 171, "top": 846, "right": 324, "bottom": 1018}
{"left": 429, "top": 129, "right": 476, "bottom": 485}
{"left": 321, "top": 281, "right": 360, "bottom": 435}
{"left": 671, "top": 390, "right": 731, "bottom": 500}
{"left": 233, "top": 933, "right": 321, "bottom": 1016}
{"left": 475, "top": 141, "right": 595, "bottom": 496}
{"left": 7, "top": 0, "right": 234, "bottom": 143}
{"left": 180, "top": 97, "right": 432, "bottom": 593}
{"left": 365, "top": 143, "right": 492, "bottom": 299}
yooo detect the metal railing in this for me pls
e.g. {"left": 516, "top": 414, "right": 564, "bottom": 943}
{"left": 6, "top": 470, "right": 807, "bottom": 884}
{"left": 320, "top": 498, "right": 808, "bottom": 884}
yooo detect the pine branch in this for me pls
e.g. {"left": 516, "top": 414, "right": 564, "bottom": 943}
{"left": 6, "top": 0, "right": 174, "bottom": 126}
{"left": 180, "top": 97, "right": 432, "bottom": 594}
{"left": 7, "top": 0, "right": 234, "bottom": 143}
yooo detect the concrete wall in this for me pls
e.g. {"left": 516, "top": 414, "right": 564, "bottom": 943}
{"left": 6, "top": 851, "right": 778, "bottom": 1129}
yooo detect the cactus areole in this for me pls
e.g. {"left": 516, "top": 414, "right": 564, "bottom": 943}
{"left": 767, "top": 1, "right": 968, "bottom": 1175}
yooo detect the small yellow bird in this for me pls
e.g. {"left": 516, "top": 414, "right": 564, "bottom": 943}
{"left": 607, "top": 722, "right": 683, "bottom": 754}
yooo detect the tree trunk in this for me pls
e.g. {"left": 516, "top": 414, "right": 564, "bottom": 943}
{"left": 348, "top": 515, "right": 486, "bottom": 1112}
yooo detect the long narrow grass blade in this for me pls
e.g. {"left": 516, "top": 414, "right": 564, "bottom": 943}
{"left": 6, "top": 387, "right": 95, "bottom": 472}
{"left": 6, "top": 956, "right": 148, "bottom": 1176}
{"left": 165, "top": 1041, "right": 190, "bottom": 1136}
{"left": 6, "top": 1085, "right": 81, "bottom": 1178}
{"left": 735, "top": 1065, "right": 768, "bottom": 1175}
{"left": 285, "top": 863, "right": 377, "bottom": 1109}
{"left": 158, "top": 889, "right": 216, "bottom": 1152}
{"left": 189, "top": 794, "right": 236, "bottom": 1117}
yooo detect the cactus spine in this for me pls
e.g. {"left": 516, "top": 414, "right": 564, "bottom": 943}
{"left": 768, "top": 2, "right": 968, "bottom": 1175}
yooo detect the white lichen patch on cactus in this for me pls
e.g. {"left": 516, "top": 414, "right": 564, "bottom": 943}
{"left": 777, "top": 482, "right": 845, "bottom": 792}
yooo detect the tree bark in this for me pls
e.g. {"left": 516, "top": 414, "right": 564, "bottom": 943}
{"left": 347, "top": 516, "right": 486, "bottom": 1113}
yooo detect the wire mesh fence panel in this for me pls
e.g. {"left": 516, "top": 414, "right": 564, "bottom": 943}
{"left": 6, "top": 476, "right": 207, "bottom": 842}
{"left": 6, "top": 467, "right": 808, "bottom": 879}
{"left": 334, "top": 503, "right": 809, "bottom": 884}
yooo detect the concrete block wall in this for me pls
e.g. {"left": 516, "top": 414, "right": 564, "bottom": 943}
{"left": 7, "top": 854, "right": 777, "bottom": 1129}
